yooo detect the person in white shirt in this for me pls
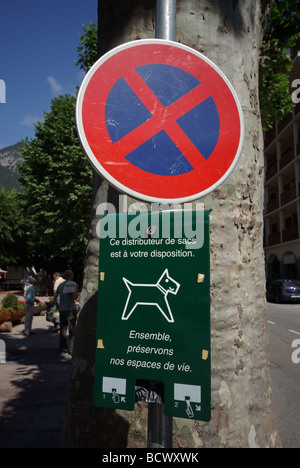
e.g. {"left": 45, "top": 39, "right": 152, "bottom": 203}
{"left": 53, "top": 272, "right": 65, "bottom": 294}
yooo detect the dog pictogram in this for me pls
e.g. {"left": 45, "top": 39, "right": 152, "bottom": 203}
{"left": 122, "top": 269, "right": 180, "bottom": 323}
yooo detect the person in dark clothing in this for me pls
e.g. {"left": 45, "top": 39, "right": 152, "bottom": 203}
{"left": 23, "top": 277, "right": 40, "bottom": 336}
{"left": 53, "top": 270, "right": 78, "bottom": 354}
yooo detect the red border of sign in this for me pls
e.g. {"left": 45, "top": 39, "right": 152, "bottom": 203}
{"left": 76, "top": 39, "right": 244, "bottom": 203}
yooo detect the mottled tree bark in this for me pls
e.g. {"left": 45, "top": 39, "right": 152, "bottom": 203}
{"left": 61, "top": 0, "right": 281, "bottom": 448}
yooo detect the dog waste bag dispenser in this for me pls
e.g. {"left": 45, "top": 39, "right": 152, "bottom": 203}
{"left": 94, "top": 210, "right": 211, "bottom": 421}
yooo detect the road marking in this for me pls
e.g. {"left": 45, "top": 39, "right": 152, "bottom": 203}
{"left": 289, "top": 329, "right": 300, "bottom": 336}
{"left": 268, "top": 322, "right": 300, "bottom": 336}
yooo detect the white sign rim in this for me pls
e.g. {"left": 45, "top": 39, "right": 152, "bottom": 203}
{"left": 76, "top": 39, "right": 244, "bottom": 204}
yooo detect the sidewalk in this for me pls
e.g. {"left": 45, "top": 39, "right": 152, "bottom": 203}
{"left": 0, "top": 294, "right": 71, "bottom": 448}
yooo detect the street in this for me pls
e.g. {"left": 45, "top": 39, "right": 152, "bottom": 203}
{"left": 268, "top": 302, "right": 300, "bottom": 448}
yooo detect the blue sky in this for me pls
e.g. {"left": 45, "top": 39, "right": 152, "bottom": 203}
{"left": 0, "top": 0, "right": 98, "bottom": 149}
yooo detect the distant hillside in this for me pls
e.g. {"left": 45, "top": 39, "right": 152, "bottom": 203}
{"left": 0, "top": 142, "right": 23, "bottom": 191}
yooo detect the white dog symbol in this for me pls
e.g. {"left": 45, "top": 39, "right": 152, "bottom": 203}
{"left": 122, "top": 269, "right": 180, "bottom": 323}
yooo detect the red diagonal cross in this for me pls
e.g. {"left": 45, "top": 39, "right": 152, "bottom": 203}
{"left": 111, "top": 69, "right": 214, "bottom": 168}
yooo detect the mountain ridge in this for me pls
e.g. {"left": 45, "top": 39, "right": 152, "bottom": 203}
{"left": 0, "top": 141, "right": 23, "bottom": 190}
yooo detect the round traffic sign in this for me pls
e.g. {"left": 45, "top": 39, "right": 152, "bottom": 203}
{"left": 76, "top": 39, "right": 244, "bottom": 203}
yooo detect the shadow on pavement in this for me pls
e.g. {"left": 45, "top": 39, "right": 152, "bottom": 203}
{"left": 0, "top": 316, "right": 71, "bottom": 448}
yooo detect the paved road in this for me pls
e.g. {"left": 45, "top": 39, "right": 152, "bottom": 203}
{"left": 0, "top": 312, "right": 71, "bottom": 448}
{"left": 268, "top": 302, "right": 300, "bottom": 448}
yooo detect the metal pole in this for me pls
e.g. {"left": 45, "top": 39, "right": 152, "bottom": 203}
{"left": 146, "top": 0, "right": 177, "bottom": 450}
{"left": 155, "top": 0, "right": 177, "bottom": 41}
{"left": 147, "top": 403, "right": 173, "bottom": 448}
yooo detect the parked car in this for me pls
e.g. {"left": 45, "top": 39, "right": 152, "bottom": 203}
{"left": 266, "top": 279, "right": 300, "bottom": 303}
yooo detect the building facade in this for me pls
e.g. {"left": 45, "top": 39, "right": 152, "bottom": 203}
{"left": 264, "top": 50, "right": 300, "bottom": 280}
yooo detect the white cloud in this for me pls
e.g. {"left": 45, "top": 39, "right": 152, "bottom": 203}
{"left": 46, "top": 76, "right": 64, "bottom": 95}
{"left": 20, "top": 115, "right": 41, "bottom": 127}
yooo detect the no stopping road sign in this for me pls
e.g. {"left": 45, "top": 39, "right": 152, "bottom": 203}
{"left": 76, "top": 39, "right": 244, "bottom": 203}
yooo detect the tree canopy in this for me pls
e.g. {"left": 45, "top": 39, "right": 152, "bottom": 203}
{"left": 18, "top": 94, "right": 93, "bottom": 275}
{"left": 259, "top": 0, "right": 300, "bottom": 129}
{"left": 0, "top": 187, "right": 26, "bottom": 268}
{"left": 76, "top": 22, "right": 98, "bottom": 72}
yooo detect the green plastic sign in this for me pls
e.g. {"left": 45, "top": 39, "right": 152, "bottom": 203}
{"left": 94, "top": 210, "right": 211, "bottom": 421}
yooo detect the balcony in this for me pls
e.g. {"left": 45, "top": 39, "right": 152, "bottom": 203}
{"left": 279, "top": 147, "right": 294, "bottom": 170}
{"left": 267, "top": 198, "right": 279, "bottom": 213}
{"left": 282, "top": 225, "right": 299, "bottom": 243}
{"left": 281, "top": 186, "right": 297, "bottom": 206}
{"left": 268, "top": 232, "right": 281, "bottom": 246}
{"left": 266, "top": 162, "right": 278, "bottom": 181}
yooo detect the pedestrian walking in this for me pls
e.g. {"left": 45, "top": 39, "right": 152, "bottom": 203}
{"left": 23, "top": 277, "right": 40, "bottom": 337}
{"left": 53, "top": 270, "right": 78, "bottom": 355}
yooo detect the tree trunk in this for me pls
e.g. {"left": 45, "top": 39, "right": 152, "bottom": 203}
{"left": 61, "top": 0, "right": 281, "bottom": 448}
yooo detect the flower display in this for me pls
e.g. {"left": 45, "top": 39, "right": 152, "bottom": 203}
{"left": 0, "top": 294, "right": 26, "bottom": 326}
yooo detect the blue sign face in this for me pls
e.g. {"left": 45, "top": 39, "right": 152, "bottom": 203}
{"left": 77, "top": 39, "right": 244, "bottom": 203}
{"left": 105, "top": 64, "right": 220, "bottom": 177}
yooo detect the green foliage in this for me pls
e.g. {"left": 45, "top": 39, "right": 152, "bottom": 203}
{"left": 1, "top": 293, "right": 18, "bottom": 309}
{"left": 76, "top": 23, "right": 98, "bottom": 72}
{"left": 260, "top": 0, "right": 300, "bottom": 130}
{"left": 0, "top": 186, "right": 26, "bottom": 267}
{"left": 265, "top": 0, "right": 300, "bottom": 43}
{"left": 18, "top": 94, "right": 93, "bottom": 274}
{"left": 259, "top": 44, "right": 293, "bottom": 130}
